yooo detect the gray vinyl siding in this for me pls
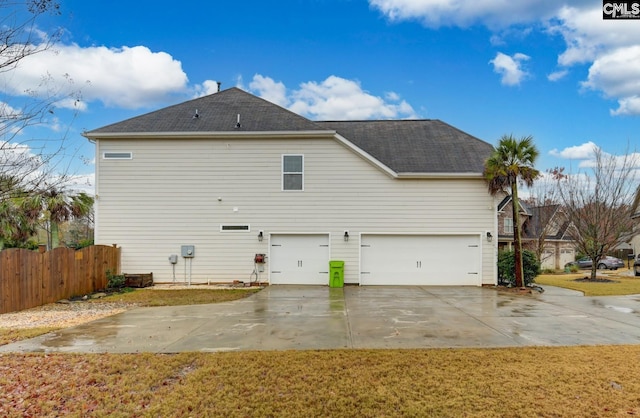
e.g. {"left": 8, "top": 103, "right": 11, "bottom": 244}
{"left": 95, "top": 137, "right": 496, "bottom": 285}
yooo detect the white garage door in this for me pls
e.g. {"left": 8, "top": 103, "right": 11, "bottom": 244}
{"left": 360, "top": 234, "right": 481, "bottom": 286}
{"left": 270, "top": 234, "right": 330, "bottom": 285}
{"left": 560, "top": 248, "right": 575, "bottom": 269}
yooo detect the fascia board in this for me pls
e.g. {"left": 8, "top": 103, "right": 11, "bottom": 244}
{"left": 332, "top": 133, "right": 398, "bottom": 178}
{"left": 395, "top": 172, "right": 484, "bottom": 179}
{"left": 83, "top": 130, "right": 336, "bottom": 140}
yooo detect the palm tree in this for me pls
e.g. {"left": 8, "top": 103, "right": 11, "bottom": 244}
{"left": 0, "top": 177, "right": 40, "bottom": 249}
{"left": 30, "top": 188, "right": 94, "bottom": 249}
{"left": 484, "top": 135, "right": 540, "bottom": 288}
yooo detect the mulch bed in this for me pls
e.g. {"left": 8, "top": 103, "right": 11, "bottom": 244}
{"left": 573, "top": 277, "right": 619, "bottom": 283}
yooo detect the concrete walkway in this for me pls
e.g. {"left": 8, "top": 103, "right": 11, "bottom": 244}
{"left": 3, "top": 285, "right": 640, "bottom": 353}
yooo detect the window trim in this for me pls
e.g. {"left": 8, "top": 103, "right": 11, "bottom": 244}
{"left": 103, "top": 152, "right": 133, "bottom": 160}
{"left": 282, "top": 154, "right": 304, "bottom": 191}
{"left": 504, "top": 218, "right": 514, "bottom": 234}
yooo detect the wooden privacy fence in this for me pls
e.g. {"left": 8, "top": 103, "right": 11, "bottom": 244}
{"left": 0, "top": 245, "right": 121, "bottom": 314}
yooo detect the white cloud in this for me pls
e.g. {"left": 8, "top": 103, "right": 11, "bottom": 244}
{"left": 580, "top": 45, "right": 640, "bottom": 115}
{"left": 489, "top": 52, "right": 530, "bottom": 86}
{"left": 549, "top": 141, "right": 599, "bottom": 159}
{"left": 193, "top": 80, "right": 222, "bottom": 97}
{"left": 0, "top": 43, "right": 189, "bottom": 109}
{"left": 545, "top": 8, "right": 640, "bottom": 115}
{"left": 247, "top": 74, "right": 418, "bottom": 120}
{"left": 385, "top": 91, "right": 400, "bottom": 101}
{"left": 65, "top": 172, "right": 95, "bottom": 195}
{"left": 552, "top": 6, "right": 640, "bottom": 67}
{"left": 610, "top": 96, "right": 640, "bottom": 116}
{"left": 547, "top": 69, "right": 568, "bottom": 82}
{"left": 369, "top": 0, "right": 559, "bottom": 28}
{"left": 249, "top": 75, "right": 288, "bottom": 107}
{"left": 0, "top": 101, "right": 24, "bottom": 136}
{"left": 0, "top": 140, "right": 43, "bottom": 180}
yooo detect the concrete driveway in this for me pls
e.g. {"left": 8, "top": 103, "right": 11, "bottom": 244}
{"left": 3, "top": 285, "right": 640, "bottom": 353}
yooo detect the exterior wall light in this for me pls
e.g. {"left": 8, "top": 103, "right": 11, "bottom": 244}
{"left": 486, "top": 231, "right": 493, "bottom": 242}
{"left": 344, "top": 230, "right": 349, "bottom": 242}
{"left": 258, "top": 231, "right": 264, "bottom": 242}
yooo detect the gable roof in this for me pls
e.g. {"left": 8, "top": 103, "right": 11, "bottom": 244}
{"left": 497, "top": 194, "right": 532, "bottom": 216}
{"left": 523, "top": 205, "right": 576, "bottom": 241}
{"left": 84, "top": 88, "right": 493, "bottom": 176}
{"left": 86, "top": 87, "right": 325, "bottom": 134}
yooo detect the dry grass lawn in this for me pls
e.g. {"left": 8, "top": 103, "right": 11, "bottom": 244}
{"left": 90, "top": 287, "right": 261, "bottom": 306}
{"left": 1, "top": 346, "right": 639, "bottom": 417}
{"left": 536, "top": 270, "right": 640, "bottom": 296}
{"left": 0, "top": 327, "right": 59, "bottom": 346}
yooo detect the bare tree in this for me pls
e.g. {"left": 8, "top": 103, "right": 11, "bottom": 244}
{"left": 0, "top": 1, "right": 81, "bottom": 203}
{"left": 556, "top": 147, "right": 639, "bottom": 280}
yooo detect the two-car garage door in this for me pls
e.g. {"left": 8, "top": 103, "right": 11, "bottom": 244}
{"left": 360, "top": 234, "right": 481, "bottom": 286}
{"left": 269, "top": 233, "right": 482, "bottom": 286}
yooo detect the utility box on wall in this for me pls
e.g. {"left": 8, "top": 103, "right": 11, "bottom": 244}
{"left": 181, "top": 245, "right": 195, "bottom": 258}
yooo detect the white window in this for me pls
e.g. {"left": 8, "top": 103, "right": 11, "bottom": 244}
{"left": 103, "top": 152, "right": 132, "bottom": 159}
{"left": 504, "top": 218, "right": 514, "bottom": 234}
{"left": 282, "top": 155, "right": 303, "bottom": 191}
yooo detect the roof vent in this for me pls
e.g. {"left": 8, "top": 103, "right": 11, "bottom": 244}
{"left": 193, "top": 109, "right": 199, "bottom": 119}
{"left": 236, "top": 113, "right": 241, "bottom": 128}
{"left": 217, "top": 81, "right": 221, "bottom": 92}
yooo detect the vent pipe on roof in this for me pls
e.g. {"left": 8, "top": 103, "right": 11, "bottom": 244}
{"left": 217, "top": 81, "right": 221, "bottom": 92}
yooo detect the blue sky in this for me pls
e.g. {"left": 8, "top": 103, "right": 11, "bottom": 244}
{"left": 4, "top": 0, "right": 640, "bottom": 192}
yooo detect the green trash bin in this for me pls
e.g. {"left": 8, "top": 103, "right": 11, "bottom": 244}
{"left": 329, "top": 260, "right": 344, "bottom": 288}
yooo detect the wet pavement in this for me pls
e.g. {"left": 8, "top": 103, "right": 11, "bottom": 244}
{"left": 3, "top": 285, "right": 640, "bottom": 353}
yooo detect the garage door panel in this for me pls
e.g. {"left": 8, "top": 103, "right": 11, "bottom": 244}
{"left": 361, "top": 235, "right": 480, "bottom": 286}
{"left": 270, "top": 235, "right": 330, "bottom": 285}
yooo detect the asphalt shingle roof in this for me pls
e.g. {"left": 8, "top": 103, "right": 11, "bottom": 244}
{"left": 86, "top": 87, "right": 324, "bottom": 133}
{"left": 316, "top": 120, "right": 493, "bottom": 174}
{"left": 86, "top": 87, "right": 493, "bottom": 174}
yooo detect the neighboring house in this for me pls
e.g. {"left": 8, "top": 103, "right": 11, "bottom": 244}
{"left": 83, "top": 88, "right": 497, "bottom": 286}
{"left": 622, "top": 219, "right": 640, "bottom": 260}
{"left": 524, "top": 205, "right": 576, "bottom": 269}
{"left": 497, "top": 194, "right": 576, "bottom": 270}
{"left": 496, "top": 194, "right": 531, "bottom": 253}
{"left": 629, "top": 189, "right": 640, "bottom": 257}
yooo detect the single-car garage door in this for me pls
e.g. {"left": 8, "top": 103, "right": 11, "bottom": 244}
{"left": 270, "top": 234, "right": 330, "bottom": 285}
{"left": 360, "top": 234, "right": 481, "bottom": 286}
